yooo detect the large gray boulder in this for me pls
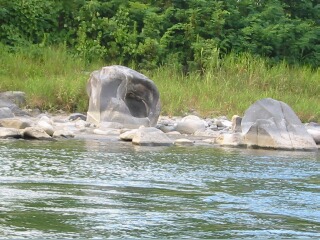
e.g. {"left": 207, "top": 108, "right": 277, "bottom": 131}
{"left": 242, "top": 98, "right": 317, "bottom": 150}
{"left": 86, "top": 65, "right": 161, "bottom": 128}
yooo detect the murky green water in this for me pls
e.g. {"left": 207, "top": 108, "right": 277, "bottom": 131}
{"left": 0, "top": 139, "right": 319, "bottom": 239}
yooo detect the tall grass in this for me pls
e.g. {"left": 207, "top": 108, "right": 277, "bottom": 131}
{"left": 0, "top": 44, "right": 102, "bottom": 112}
{"left": 148, "top": 53, "right": 319, "bottom": 121}
{"left": 1, "top": 44, "right": 319, "bottom": 122}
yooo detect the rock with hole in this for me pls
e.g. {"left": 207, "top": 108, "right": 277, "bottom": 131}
{"left": 86, "top": 65, "right": 161, "bottom": 128}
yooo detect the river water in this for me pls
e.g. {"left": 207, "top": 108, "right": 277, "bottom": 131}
{"left": 0, "top": 139, "right": 319, "bottom": 239}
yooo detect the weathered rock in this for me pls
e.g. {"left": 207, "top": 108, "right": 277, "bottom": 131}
{"left": 242, "top": 98, "right": 317, "bottom": 150}
{"left": 37, "top": 120, "right": 54, "bottom": 136}
{"left": 132, "top": 127, "right": 173, "bottom": 146}
{"left": 0, "top": 107, "right": 14, "bottom": 119}
{"left": 175, "top": 115, "right": 207, "bottom": 134}
{"left": 0, "top": 127, "right": 22, "bottom": 138}
{"left": 86, "top": 65, "right": 161, "bottom": 128}
{"left": 216, "top": 133, "right": 244, "bottom": 147}
{"left": 0, "top": 118, "right": 32, "bottom": 129}
{"left": 119, "top": 129, "right": 139, "bottom": 141}
{"left": 174, "top": 138, "right": 194, "bottom": 146}
{"left": 22, "top": 127, "right": 53, "bottom": 140}
{"left": 231, "top": 115, "right": 242, "bottom": 133}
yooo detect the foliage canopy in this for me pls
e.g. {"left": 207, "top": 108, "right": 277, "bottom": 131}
{"left": 1, "top": 0, "right": 319, "bottom": 69}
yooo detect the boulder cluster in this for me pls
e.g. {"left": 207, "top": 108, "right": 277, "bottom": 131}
{"left": 1, "top": 65, "right": 319, "bottom": 151}
{"left": 0, "top": 90, "right": 319, "bottom": 151}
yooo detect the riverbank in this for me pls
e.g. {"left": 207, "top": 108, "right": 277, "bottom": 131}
{"left": 0, "top": 91, "right": 319, "bottom": 151}
{"left": 0, "top": 45, "right": 319, "bottom": 122}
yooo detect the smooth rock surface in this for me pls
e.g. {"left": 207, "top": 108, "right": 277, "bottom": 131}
{"left": 22, "top": 127, "right": 53, "bottom": 140}
{"left": 119, "top": 129, "right": 139, "bottom": 141}
{"left": 306, "top": 125, "right": 320, "bottom": 144}
{"left": 37, "top": 120, "right": 54, "bottom": 136}
{"left": 175, "top": 115, "right": 207, "bottom": 134}
{"left": 86, "top": 65, "right": 161, "bottom": 128}
{"left": 242, "top": 98, "right": 317, "bottom": 150}
{"left": 132, "top": 127, "right": 173, "bottom": 146}
{"left": 0, "top": 127, "right": 22, "bottom": 138}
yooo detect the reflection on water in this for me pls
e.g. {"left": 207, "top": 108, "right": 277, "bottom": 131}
{"left": 0, "top": 139, "right": 319, "bottom": 239}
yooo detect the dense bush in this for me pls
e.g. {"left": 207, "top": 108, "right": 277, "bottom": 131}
{"left": 1, "top": 0, "right": 319, "bottom": 69}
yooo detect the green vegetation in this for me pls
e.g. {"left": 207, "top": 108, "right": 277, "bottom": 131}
{"left": 1, "top": 44, "right": 319, "bottom": 121}
{"left": 0, "top": 0, "right": 319, "bottom": 121}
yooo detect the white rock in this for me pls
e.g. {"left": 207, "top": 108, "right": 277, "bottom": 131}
{"left": 132, "top": 127, "right": 173, "bottom": 146}
{"left": 37, "top": 120, "right": 54, "bottom": 136}
{"left": 120, "top": 129, "right": 139, "bottom": 141}
{"left": 22, "top": 127, "right": 52, "bottom": 140}
{"left": 175, "top": 115, "right": 207, "bottom": 134}
{"left": 306, "top": 127, "right": 320, "bottom": 144}
{"left": 0, "top": 127, "right": 22, "bottom": 138}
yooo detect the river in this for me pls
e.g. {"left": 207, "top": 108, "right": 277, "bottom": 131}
{"left": 0, "top": 139, "right": 319, "bottom": 239}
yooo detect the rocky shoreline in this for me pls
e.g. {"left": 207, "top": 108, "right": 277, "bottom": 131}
{"left": 0, "top": 91, "right": 319, "bottom": 151}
